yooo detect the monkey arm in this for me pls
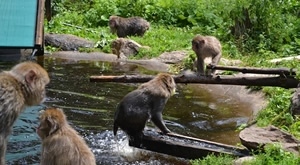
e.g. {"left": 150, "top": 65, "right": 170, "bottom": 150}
{"left": 151, "top": 112, "right": 171, "bottom": 134}
{"left": 150, "top": 99, "right": 171, "bottom": 134}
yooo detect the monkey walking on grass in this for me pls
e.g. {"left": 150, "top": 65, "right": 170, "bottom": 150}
{"left": 109, "top": 15, "right": 150, "bottom": 38}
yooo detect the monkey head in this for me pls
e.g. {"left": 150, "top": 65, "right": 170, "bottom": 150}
{"left": 9, "top": 61, "right": 50, "bottom": 106}
{"left": 192, "top": 35, "right": 206, "bottom": 53}
{"left": 109, "top": 16, "right": 119, "bottom": 33}
{"left": 159, "top": 73, "right": 176, "bottom": 97}
{"left": 37, "top": 108, "right": 66, "bottom": 140}
{"left": 139, "top": 73, "right": 176, "bottom": 98}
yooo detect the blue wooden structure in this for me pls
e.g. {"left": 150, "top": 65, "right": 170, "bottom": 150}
{"left": 0, "top": 0, "right": 45, "bottom": 57}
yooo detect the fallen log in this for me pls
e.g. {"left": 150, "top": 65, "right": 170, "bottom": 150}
{"left": 129, "top": 129, "right": 250, "bottom": 159}
{"left": 90, "top": 73, "right": 299, "bottom": 89}
{"left": 206, "top": 65, "right": 296, "bottom": 76}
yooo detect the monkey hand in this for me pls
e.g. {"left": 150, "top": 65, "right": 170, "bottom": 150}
{"left": 161, "top": 128, "right": 171, "bottom": 134}
{"left": 207, "top": 63, "right": 216, "bottom": 69}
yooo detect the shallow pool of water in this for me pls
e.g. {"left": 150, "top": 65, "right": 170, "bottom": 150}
{"left": 1, "top": 56, "right": 253, "bottom": 164}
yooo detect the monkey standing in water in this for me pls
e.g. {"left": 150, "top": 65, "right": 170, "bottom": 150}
{"left": 37, "top": 107, "right": 96, "bottom": 165}
{"left": 113, "top": 73, "right": 176, "bottom": 146}
{"left": 109, "top": 15, "right": 150, "bottom": 38}
{"left": 192, "top": 35, "right": 222, "bottom": 75}
{"left": 0, "top": 61, "right": 50, "bottom": 165}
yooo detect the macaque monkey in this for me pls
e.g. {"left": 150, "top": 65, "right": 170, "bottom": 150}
{"left": 0, "top": 61, "right": 50, "bottom": 165}
{"left": 113, "top": 73, "right": 176, "bottom": 146}
{"left": 109, "top": 15, "right": 150, "bottom": 37}
{"left": 192, "top": 35, "right": 222, "bottom": 75}
{"left": 37, "top": 107, "right": 96, "bottom": 165}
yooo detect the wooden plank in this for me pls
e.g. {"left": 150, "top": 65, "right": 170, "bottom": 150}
{"left": 35, "top": 0, "right": 45, "bottom": 55}
{"left": 90, "top": 73, "right": 299, "bottom": 89}
{"left": 206, "top": 65, "right": 296, "bottom": 76}
{"left": 36, "top": 0, "right": 45, "bottom": 46}
{"left": 130, "top": 130, "right": 250, "bottom": 159}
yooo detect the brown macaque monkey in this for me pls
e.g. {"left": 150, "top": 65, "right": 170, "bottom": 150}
{"left": 192, "top": 35, "right": 222, "bottom": 75}
{"left": 109, "top": 15, "right": 150, "bottom": 37}
{"left": 0, "top": 61, "right": 50, "bottom": 165}
{"left": 37, "top": 107, "right": 96, "bottom": 165}
{"left": 113, "top": 73, "right": 176, "bottom": 146}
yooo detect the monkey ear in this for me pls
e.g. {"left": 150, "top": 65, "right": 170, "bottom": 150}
{"left": 25, "top": 70, "right": 37, "bottom": 84}
{"left": 46, "top": 116, "right": 59, "bottom": 135}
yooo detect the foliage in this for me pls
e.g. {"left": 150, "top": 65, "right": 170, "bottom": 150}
{"left": 247, "top": 144, "right": 300, "bottom": 165}
{"left": 49, "top": 0, "right": 299, "bottom": 58}
{"left": 190, "top": 154, "right": 234, "bottom": 165}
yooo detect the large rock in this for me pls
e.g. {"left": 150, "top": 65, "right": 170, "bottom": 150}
{"left": 45, "top": 33, "right": 94, "bottom": 51}
{"left": 240, "top": 125, "right": 300, "bottom": 155}
{"left": 155, "top": 51, "right": 188, "bottom": 64}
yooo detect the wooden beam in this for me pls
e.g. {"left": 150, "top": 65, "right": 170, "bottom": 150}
{"left": 35, "top": 0, "right": 45, "bottom": 55}
{"left": 90, "top": 73, "right": 299, "bottom": 89}
{"left": 207, "top": 65, "right": 296, "bottom": 76}
{"left": 129, "top": 130, "right": 250, "bottom": 159}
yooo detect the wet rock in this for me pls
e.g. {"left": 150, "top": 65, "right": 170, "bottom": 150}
{"left": 50, "top": 51, "right": 169, "bottom": 72}
{"left": 51, "top": 51, "right": 117, "bottom": 62}
{"left": 45, "top": 33, "right": 94, "bottom": 51}
{"left": 239, "top": 125, "right": 300, "bottom": 155}
{"left": 155, "top": 51, "right": 188, "bottom": 64}
{"left": 290, "top": 83, "right": 300, "bottom": 116}
{"left": 111, "top": 38, "right": 149, "bottom": 58}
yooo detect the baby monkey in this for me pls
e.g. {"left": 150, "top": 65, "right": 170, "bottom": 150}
{"left": 37, "top": 107, "right": 96, "bottom": 165}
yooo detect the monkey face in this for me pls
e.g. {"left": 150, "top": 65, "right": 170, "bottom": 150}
{"left": 37, "top": 108, "right": 65, "bottom": 139}
{"left": 25, "top": 73, "right": 50, "bottom": 106}
{"left": 192, "top": 35, "right": 206, "bottom": 53}
{"left": 109, "top": 16, "right": 119, "bottom": 33}
{"left": 164, "top": 74, "right": 176, "bottom": 96}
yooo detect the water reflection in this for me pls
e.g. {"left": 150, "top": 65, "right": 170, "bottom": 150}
{"left": 2, "top": 57, "right": 253, "bottom": 164}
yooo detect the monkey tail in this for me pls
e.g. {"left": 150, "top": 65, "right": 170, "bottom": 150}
{"left": 113, "top": 122, "right": 118, "bottom": 136}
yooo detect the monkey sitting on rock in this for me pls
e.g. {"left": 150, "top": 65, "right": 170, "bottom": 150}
{"left": 192, "top": 35, "right": 222, "bottom": 76}
{"left": 113, "top": 73, "right": 176, "bottom": 146}
{"left": 109, "top": 15, "right": 150, "bottom": 38}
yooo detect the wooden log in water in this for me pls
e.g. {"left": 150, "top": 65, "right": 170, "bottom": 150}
{"left": 90, "top": 73, "right": 299, "bottom": 89}
{"left": 129, "top": 129, "right": 250, "bottom": 159}
{"left": 206, "top": 65, "right": 297, "bottom": 76}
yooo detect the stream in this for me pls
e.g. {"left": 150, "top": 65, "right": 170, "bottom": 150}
{"left": 1, "top": 56, "right": 256, "bottom": 165}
